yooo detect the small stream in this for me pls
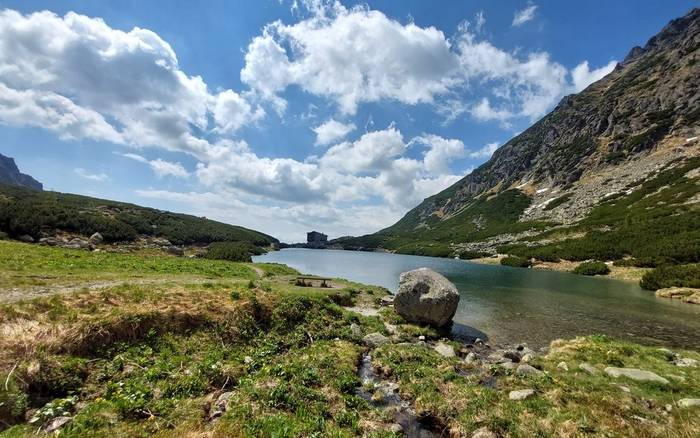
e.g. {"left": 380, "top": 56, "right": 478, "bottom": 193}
{"left": 355, "top": 353, "right": 443, "bottom": 437}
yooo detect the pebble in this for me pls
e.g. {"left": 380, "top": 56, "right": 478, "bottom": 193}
{"left": 557, "top": 361, "right": 569, "bottom": 371}
{"left": 45, "top": 416, "right": 72, "bottom": 433}
{"left": 618, "top": 385, "right": 631, "bottom": 393}
{"left": 516, "top": 364, "right": 544, "bottom": 377}
{"left": 434, "top": 342, "right": 456, "bottom": 358}
{"left": 508, "top": 389, "right": 535, "bottom": 400}
{"left": 674, "top": 358, "right": 698, "bottom": 367}
{"left": 579, "top": 363, "right": 598, "bottom": 375}
{"left": 464, "top": 352, "right": 478, "bottom": 363}
{"left": 350, "top": 323, "right": 362, "bottom": 337}
{"left": 521, "top": 353, "right": 534, "bottom": 363}
{"left": 471, "top": 426, "right": 497, "bottom": 438}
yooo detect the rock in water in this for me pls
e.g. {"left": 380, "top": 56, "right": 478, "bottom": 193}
{"left": 394, "top": 268, "right": 459, "bottom": 327}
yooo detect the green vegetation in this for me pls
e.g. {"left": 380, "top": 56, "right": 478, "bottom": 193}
{"left": 501, "top": 158, "right": 700, "bottom": 271}
{"left": 457, "top": 250, "right": 491, "bottom": 260}
{"left": 543, "top": 193, "right": 572, "bottom": 210}
{"left": 0, "top": 241, "right": 698, "bottom": 436}
{"left": 500, "top": 256, "right": 532, "bottom": 268}
{"left": 0, "top": 184, "right": 276, "bottom": 246}
{"left": 573, "top": 261, "right": 611, "bottom": 276}
{"left": 373, "top": 335, "right": 700, "bottom": 436}
{"left": 205, "top": 241, "right": 263, "bottom": 263}
{"left": 640, "top": 264, "right": 700, "bottom": 290}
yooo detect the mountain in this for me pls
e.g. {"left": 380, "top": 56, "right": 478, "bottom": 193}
{"left": 0, "top": 184, "right": 278, "bottom": 249}
{"left": 0, "top": 153, "right": 42, "bottom": 190}
{"left": 337, "top": 8, "right": 700, "bottom": 267}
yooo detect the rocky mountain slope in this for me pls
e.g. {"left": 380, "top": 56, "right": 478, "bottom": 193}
{"left": 0, "top": 153, "right": 42, "bottom": 190}
{"left": 338, "top": 8, "right": 700, "bottom": 270}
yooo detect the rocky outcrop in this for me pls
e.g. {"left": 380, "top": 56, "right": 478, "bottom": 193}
{"left": 604, "top": 367, "right": 669, "bottom": 384}
{"left": 0, "top": 153, "right": 42, "bottom": 190}
{"left": 394, "top": 268, "right": 459, "bottom": 327}
{"left": 655, "top": 287, "right": 700, "bottom": 304}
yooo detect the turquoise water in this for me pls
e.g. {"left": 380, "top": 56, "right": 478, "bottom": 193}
{"left": 254, "top": 248, "right": 700, "bottom": 349}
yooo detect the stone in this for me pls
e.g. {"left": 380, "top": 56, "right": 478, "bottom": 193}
{"left": 579, "top": 363, "right": 598, "bottom": 375}
{"left": 604, "top": 367, "right": 669, "bottom": 384}
{"left": 380, "top": 296, "right": 395, "bottom": 306}
{"left": 388, "top": 424, "right": 403, "bottom": 433}
{"left": 618, "top": 385, "right": 631, "bottom": 393}
{"left": 434, "top": 342, "right": 456, "bottom": 358}
{"left": 350, "top": 323, "right": 362, "bottom": 337}
{"left": 516, "top": 364, "right": 544, "bottom": 377}
{"left": 674, "top": 357, "right": 698, "bottom": 367}
{"left": 521, "top": 353, "right": 534, "bottom": 363}
{"left": 508, "top": 389, "right": 535, "bottom": 401}
{"left": 678, "top": 398, "right": 700, "bottom": 408}
{"left": 18, "top": 234, "right": 34, "bottom": 243}
{"left": 209, "top": 391, "right": 234, "bottom": 419}
{"left": 394, "top": 268, "right": 460, "bottom": 327}
{"left": 68, "top": 238, "right": 90, "bottom": 249}
{"left": 500, "top": 361, "right": 518, "bottom": 370}
{"left": 464, "top": 352, "right": 478, "bottom": 363}
{"left": 557, "top": 361, "right": 569, "bottom": 371}
{"left": 471, "top": 426, "right": 497, "bottom": 438}
{"left": 503, "top": 351, "right": 521, "bottom": 362}
{"left": 89, "top": 232, "right": 104, "bottom": 245}
{"left": 655, "top": 287, "right": 700, "bottom": 305}
{"left": 418, "top": 335, "right": 426, "bottom": 341}
{"left": 363, "top": 332, "right": 390, "bottom": 348}
{"left": 45, "top": 416, "right": 72, "bottom": 433}
{"left": 38, "top": 237, "right": 58, "bottom": 246}
{"left": 165, "top": 245, "right": 184, "bottom": 256}
{"left": 243, "top": 356, "right": 253, "bottom": 364}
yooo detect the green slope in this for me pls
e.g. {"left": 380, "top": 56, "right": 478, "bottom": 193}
{"left": 0, "top": 184, "right": 277, "bottom": 247}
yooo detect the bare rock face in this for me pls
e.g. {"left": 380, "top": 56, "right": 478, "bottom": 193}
{"left": 394, "top": 268, "right": 459, "bottom": 327}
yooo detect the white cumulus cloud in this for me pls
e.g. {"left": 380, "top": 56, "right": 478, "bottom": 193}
{"left": 312, "top": 119, "right": 356, "bottom": 145}
{"left": 119, "top": 153, "right": 189, "bottom": 178}
{"left": 571, "top": 60, "right": 617, "bottom": 92}
{"left": 512, "top": 3, "right": 538, "bottom": 27}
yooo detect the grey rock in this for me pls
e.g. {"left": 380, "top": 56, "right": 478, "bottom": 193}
{"left": 350, "top": 323, "right": 362, "bottom": 337}
{"left": 18, "top": 234, "right": 34, "bottom": 243}
{"left": 45, "top": 416, "right": 72, "bottom": 433}
{"left": 579, "top": 363, "right": 598, "bottom": 375}
{"left": 89, "top": 232, "right": 104, "bottom": 245}
{"left": 165, "top": 245, "right": 184, "bottom": 256}
{"left": 618, "top": 385, "right": 631, "bottom": 393}
{"left": 209, "top": 391, "right": 234, "bottom": 419}
{"left": 464, "top": 352, "right": 478, "bottom": 364}
{"left": 674, "top": 358, "right": 698, "bottom": 367}
{"left": 508, "top": 389, "right": 535, "bottom": 400}
{"left": 471, "top": 426, "right": 497, "bottom": 438}
{"left": 38, "top": 237, "right": 59, "bottom": 246}
{"left": 68, "top": 238, "right": 89, "bottom": 249}
{"left": 380, "top": 295, "right": 395, "bottom": 306}
{"left": 521, "top": 353, "right": 534, "bottom": 363}
{"left": 434, "top": 342, "right": 455, "bottom": 358}
{"left": 394, "top": 268, "right": 460, "bottom": 327}
{"left": 557, "top": 361, "right": 569, "bottom": 371}
{"left": 500, "top": 361, "right": 518, "bottom": 370}
{"left": 389, "top": 424, "right": 403, "bottom": 433}
{"left": 604, "top": 367, "right": 669, "bottom": 384}
{"left": 516, "top": 364, "right": 544, "bottom": 377}
{"left": 678, "top": 398, "right": 700, "bottom": 408}
{"left": 363, "top": 332, "right": 390, "bottom": 348}
{"left": 503, "top": 351, "right": 521, "bottom": 363}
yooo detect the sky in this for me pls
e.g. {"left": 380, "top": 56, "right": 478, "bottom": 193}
{"left": 0, "top": 0, "right": 696, "bottom": 242}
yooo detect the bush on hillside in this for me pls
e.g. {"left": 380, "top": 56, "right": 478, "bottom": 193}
{"left": 639, "top": 264, "right": 700, "bottom": 290}
{"left": 205, "top": 241, "right": 258, "bottom": 262}
{"left": 500, "top": 256, "right": 532, "bottom": 268}
{"left": 457, "top": 250, "right": 490, "bottom": 260}
{"left": 573, "top": 261, "right": 611, "bottom": 276}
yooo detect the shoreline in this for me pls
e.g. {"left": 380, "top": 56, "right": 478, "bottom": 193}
{"left": 467, "top": 255, "right": 651, "bottom": 284}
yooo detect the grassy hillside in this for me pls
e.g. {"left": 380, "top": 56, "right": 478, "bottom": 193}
{"left": 0, "top": 241, "right": 698, "bottom": 436}
{"left": 0, "top": 184, "right": 277, "bottom": 247}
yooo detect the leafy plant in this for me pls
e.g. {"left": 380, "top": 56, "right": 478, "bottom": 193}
{"left": 573, "top": 261, "right": 610, "bottom": 276}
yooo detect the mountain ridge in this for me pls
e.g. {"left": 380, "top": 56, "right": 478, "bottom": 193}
{"left": 0, "top": 153, "right": 42, "bottom": 190}
{"left": 336, "top": 8, "right": 700, "bottom": 268}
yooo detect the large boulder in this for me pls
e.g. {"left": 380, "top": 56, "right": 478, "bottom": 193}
{"left": 394, "top": 268, "right": 459, "bottom": 327}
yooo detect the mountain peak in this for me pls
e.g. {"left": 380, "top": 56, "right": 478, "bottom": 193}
{"left": 0, "top": 153, "right": 43, "bottom": 190}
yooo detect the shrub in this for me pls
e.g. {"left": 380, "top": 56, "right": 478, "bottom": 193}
{"left": 457, "top": 250, "right": 489, "bottom": 260}
{"left": 573, "top": 261, "right": 611, "bottom": 276}
{"left": 640, "top": 264, "right": 700, "bottom": 290}
{"left": 500, "top": 256, "right": 532, "bottom": 268}
{"left": 0, "top": 379, "right": 28, "bottom": 427}
{"left": 205, "top": 241, "right": 256, "bottom": 262}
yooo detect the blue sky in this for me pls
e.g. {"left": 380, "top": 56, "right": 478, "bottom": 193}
{"left": 0, "top": 0, "right": 695, "bottom": 242}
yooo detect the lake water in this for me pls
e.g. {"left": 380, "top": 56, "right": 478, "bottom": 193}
{"left": 254, "top": 248, "right": 700, "bottom": 349}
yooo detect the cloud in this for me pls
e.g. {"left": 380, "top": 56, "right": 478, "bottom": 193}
{"left": 571, "top": 60, "right": 617, "bottom": 92}
{"left": 74, "top": 168, "right": 109, "bottom": 181}
{"left": 0, "top": 9, "right": 262, "bottom": 158}
{"left": 242, "top": 3, "right": 460, "bottom": 115}
{"left": 469, "top": 142, "right": 500, "bottom": 159}
{"left": 119, "top": 153, "right": 189, "bottom": 178}
{"left": 512, "top": 3, "right": 538, "bottom": 27}
{"left": 413, "top": 135, "right": 466, "bottom": 174}
{"left": 312, "top": 119, "right": 356, "bottom": 145}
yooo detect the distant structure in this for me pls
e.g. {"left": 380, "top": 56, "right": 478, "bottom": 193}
{"left": 306, "top": 231, "right": 328, "bottom": 248}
